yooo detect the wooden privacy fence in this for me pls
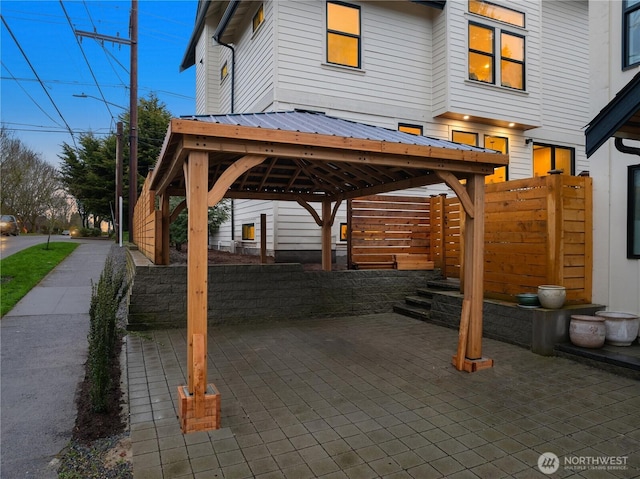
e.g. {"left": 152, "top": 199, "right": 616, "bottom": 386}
{"left": 348, "top": 195, "right": 431, "bottom": 269}
{"left": 347, "top": 175, "right": 593, "bottom": 304}
{"left": 482, "top": 174, "right": 592, "bottom": 304}
{"left": 133, "top": 173, "right": 162, "bottom": 264}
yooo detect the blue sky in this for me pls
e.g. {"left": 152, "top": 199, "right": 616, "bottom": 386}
{"left": 1, "top": 0, "right": 197, "bottom": 166}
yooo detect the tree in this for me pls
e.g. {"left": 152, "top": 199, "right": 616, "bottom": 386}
{"left": 169, "top": 198, "right": 230, "bottom": 251}
{"left": 58, "top": 93, "right": 172, "bottom": 232}
{"left": 0, "top": 128, "right": 61, "bottom": 232}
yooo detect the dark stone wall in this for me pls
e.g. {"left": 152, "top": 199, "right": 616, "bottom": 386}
{"left": 126, "top": 251, "right": 439, "bottom": 330}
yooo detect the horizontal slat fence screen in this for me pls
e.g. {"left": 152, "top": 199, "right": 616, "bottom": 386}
{"left": 133, "top": 175, "right": 162, "bottom": 264}
{"left": 348, "top": 195, "right": 431, "bottom": 269}
{"left": 482, "top": 175, "right": 592, "bottom": 303}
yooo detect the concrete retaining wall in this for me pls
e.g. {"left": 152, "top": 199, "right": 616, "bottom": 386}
{"left": 126, "top": 250, "right": 439, "bottom": 330}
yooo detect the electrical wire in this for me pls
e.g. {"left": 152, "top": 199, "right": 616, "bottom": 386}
{"left": 0, "top": 14, "right": 79, "bottom": 150}
{"left": 59, "top": 0, "right": 116, "bottom": 125}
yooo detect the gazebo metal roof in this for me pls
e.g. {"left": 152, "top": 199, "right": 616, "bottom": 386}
{"left": 150, "top": 110, "right": 507, "bottom": 203}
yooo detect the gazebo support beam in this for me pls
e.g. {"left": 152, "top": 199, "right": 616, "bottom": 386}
{"left": 453, "top": 174, "right": 493, "bottom": 372}
{"left": 178, "top": 150, "right": 221, "bottom": 433}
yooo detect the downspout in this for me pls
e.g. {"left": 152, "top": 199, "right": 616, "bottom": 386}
{"left": 213, "top": 1, "right": 240, "bottom": 241}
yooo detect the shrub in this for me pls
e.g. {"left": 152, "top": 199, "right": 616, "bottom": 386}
{"left": 87, "top": 257, "right": 127, "bottom": 412}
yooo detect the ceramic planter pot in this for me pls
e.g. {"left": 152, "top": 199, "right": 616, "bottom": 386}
{"left": 537, "top": 285, "right": 566, "bottom": 309}
{"left": 569, "top": 315, "right": 605, "bottom": 348}
{"left": 595, "top": 311, "right": 640, "bottom": 346}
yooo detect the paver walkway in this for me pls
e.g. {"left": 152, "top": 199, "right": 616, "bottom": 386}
{"left": 127, "top": 313, "right": 640, "bottom": 478}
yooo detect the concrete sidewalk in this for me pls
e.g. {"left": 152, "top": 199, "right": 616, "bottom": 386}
{"left": 1, "top": 240, "right": 113, "bottom": 478}
{"left": 127, "top": 313, "right": 640, "bottom": 479}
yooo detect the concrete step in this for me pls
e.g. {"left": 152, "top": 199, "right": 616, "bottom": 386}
{"left": 393, "top": 303, "right": 430, "bottom": 321}
{"left": 405, "top": 295, "right": 432, "bottom": 309}
{"left": 426, "top": 279, "right": 461, "bottom": 292}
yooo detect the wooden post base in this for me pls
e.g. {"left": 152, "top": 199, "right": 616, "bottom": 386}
{"left": 177, "top": 384, "right": 221, "bottom": 433}
{"left": 451, "top": 356, "right": 494, "bottom": 372}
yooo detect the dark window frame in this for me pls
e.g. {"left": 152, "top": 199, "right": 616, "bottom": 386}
{"left": 468, "top": 21, "right": 495, "bottom": 85}
{"left": 253, "top": 4, "right": 265, "bottom": 33}
{"left": 532, "top": 142, "right": 576, "bottom": 176}
{"left": 500, "top": 31, "right": 526, "bottom": 90}
{"left": 468, "top": 0, "right": 525, "bottom": 28}
{"left": 623, "top": 0, "right": 640, "bottom": 69}
{"left": 452, "top": 130, "right": 479, "bottom": 146}
{"left": 398, "top": 123, "right": 423, "bottom": 135}
{"left": 628, "top": 164, "right": 640, "bottom": 258}
{"left": 326, "top": 0, "right": 361, "bottom": 69}
{"left": 220, "top": 61, "right": 228, "bottom": 82}
{"left": 484, "top": 135, "right": 509, "bottom": 182}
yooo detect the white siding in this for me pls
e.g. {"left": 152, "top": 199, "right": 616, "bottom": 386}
{"left": 195, "top": 23, "right": 220, "bottom": 115}
{"left": 275, "top": 1, "right": 433, "bottom": 120}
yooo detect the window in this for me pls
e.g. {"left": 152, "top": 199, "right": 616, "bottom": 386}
{"left": 452, "top": 130, "right": 479, "bottom": 146}
{"left": 484, "top": 136, "right": 508, "bottom": 183}
{"left": 340, "top": 223, "right": 348, "bottom": 241}
{"left": 628, "top": 164, "right": 640, "bottom": 258}
{"left": 253, "top": 4, "right": 264, "bottom": 33}
{"left": 469, "top": 0, "right": 525, "bottom": 27}
{"left": 242, "top": 223, "right": 255, "bottom": 240}
{"left": 398, "top": 123, "right": 423, "bottom": 135}
{"left": 220, "top": 61, "right": 228, "bottom": 82}
{"left": 468, "top": 1, "right": 525, "bottom": 90}
{"left": 532, "top": 144, "right": 574, "bottom": 177}
{"left": 326, "top": 1, "right": 360, "bottom": 68}
{"left": 624, "top": 0, "right": 640, "bottom": 68}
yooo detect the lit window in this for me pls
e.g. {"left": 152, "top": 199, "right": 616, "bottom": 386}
{"left": 533, "top": 144, "right": 574, "bottom": 177}
{"left": 242, "top": 223, "right": 255, "bottom": 240}
{"left": 484, "top": 136, "right": 508, "bottom": 183}
{"left": 468, "top": 2, "right": 525, "bottom": 90}
{"left": 326, "top": 1, "right": 360, "bottom": 68}
{"left": 220, "top": 61, "right": 228, "bottom": 82}
{"left": 340, "top": 222, "right": 348, "bottom": 241}
{"left": 469, "top": 0, "right": 525, "bottom": 27}
{"left": 398, "top": 124, "right": 423, "bottom": 135}
{"left": 624, "top": 0, "right": 640, "bottom": 68}
{"left": 452, "top": 130, "right": 479, "bottom": 146}
{"left": 253, "top": 4, "right": 264, "bottom": 33}
{"left": 628, "top": 164, "right": 640, "bottom": 258}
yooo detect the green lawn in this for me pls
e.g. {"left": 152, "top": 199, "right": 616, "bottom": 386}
{"left": 0, "top": 242, "right": 79, "bottom": 317}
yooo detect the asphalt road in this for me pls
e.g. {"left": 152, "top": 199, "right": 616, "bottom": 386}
{"left": 0, "top": 234, "right": 75, "bottom": 259}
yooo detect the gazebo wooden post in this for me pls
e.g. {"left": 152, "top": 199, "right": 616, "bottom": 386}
{"left": 321, "top": 200, "right": 332, "bottom": 271}
{"left": 456, "top": 174, "right": 493, "bottom": 372}
{"left": 177, "top": 150, "right": 221, "bottom": 433}
{"left": 159, "top": 193, "right": 170, "bottom": 265}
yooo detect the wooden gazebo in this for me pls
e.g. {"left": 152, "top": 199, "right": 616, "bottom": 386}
{"left": 146, "top": 111, "right": 508, "bottom": 432}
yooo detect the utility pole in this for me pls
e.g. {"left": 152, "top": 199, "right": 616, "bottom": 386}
{"left": 74, "top": 0, "right": 138, "bottom": 242}
{"left": 129, "top": 0, "right": 138, "bottom": 242}
{"left": 116, "top": 121, "right": 123, "bottom": 246}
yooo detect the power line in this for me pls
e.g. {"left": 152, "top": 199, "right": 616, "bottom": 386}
{"left": 59, "top": 0, "right": 116, "bottom": 124}
{"left": 0, "top": 14, "right": 78, "bottom": 150}
{"left": 1, "top": 61, "right": 64, "bottom": 128}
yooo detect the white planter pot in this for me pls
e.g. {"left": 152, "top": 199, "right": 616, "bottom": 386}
{"left": 569, "top": 315, "right": 606, "bottom": 348}
{"left": 595, "top": 311, "right": 640, "bottom": 347}
{"left": 537, "top": 285, "right": 566, "bottom": 309}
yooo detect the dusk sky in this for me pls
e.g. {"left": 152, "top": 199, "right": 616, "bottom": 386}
{"left": 1, "top": 0, "right": 198, "bottom": 167}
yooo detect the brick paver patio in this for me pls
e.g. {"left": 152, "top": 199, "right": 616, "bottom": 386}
{"left": 127, "top": 313, "right": 640, "bottom": 478}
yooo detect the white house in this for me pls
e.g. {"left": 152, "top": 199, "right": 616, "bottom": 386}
{"left": 585, "top": 1, "right": 640, "bottom": 315}
{"left": 180, "top": 0, "right": 590, "bottom": 264}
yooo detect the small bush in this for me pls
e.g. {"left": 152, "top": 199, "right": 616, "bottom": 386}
{"left": 87, "top": 257, "right": 128, "bottom": 412}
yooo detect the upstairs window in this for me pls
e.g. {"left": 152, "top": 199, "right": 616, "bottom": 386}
{"left": 533, "top": 143, "right": 574, "bottom": 177}
{"left": 624, "top": 0, "right": 640, "bottom": 69}
{"left": 628, "top": 164, "right": 640, "bottom": 258}
{"left": 253, "top": 4, "right": 264, "bottom": 33}
{"left": 220, "top": 61, "right": 228, "bottom": 82}
{"left": 326, "top": 1, "right": 361, "bottom": 68}
{"left": 468, "top": 1, "right": 525, "bottom": 91}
